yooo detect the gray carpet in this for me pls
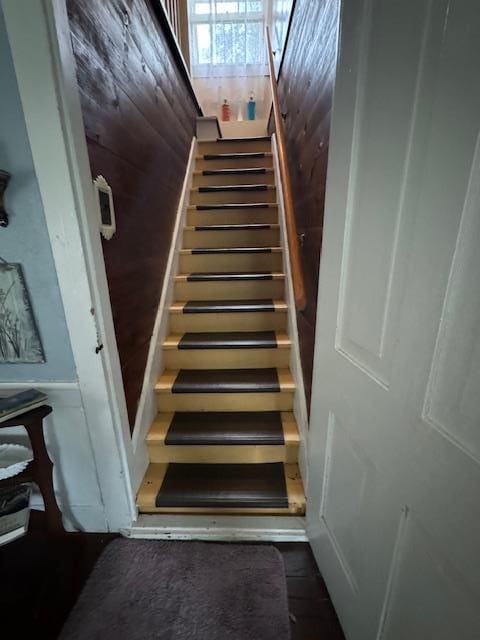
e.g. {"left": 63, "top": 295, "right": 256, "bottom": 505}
{"left": 59, "top": 539, "right": 291, "bottom": 640}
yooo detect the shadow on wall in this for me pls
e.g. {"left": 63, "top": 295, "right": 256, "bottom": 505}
{"left": 277, "top": 0, "right": 340, "bottom": 410}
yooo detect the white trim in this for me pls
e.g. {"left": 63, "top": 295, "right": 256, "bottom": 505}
{"left": 123, "top": 514, "right": 307, "bottom": 542}
{"left": 130, "top": 137, "right": 197, "bottom": 493}
{"left": 2, "top": 0, "right": 136, "bottom": 529}
{"left": 271, "top": 134, "right": 310, "bottom": 492}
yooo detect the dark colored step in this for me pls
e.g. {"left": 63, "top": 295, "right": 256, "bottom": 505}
{"left": 191, "top": 247, "right": 273, "bottom": 255}
{"left": 195, "top": 203, "right": 270, "bottom": 210}
{"left": 155, "top": 462, "right": 288, "bottom": 509}
{"left": 203, "top": 152, "right": 267, "bottom": 160}
{"left": 183, "top": 299, "right": 276, "bottom": 314}
{"left": 194, "top": 223, "right": 272, "bottom": 231}
{"left": 202, "top": 168, "right": 267, "bottom": 176}
{"left": 165, "top": 411, "right": 284, "bottom": 445}
{"left": 172, "top": 368, "right": 280, "bottom": 393}
{"left": 186, "top": 272, "right": 273, "bottom": 282}
{"left": 198, "top": 185, "right": 269, "bottom": 193}
{"left": 217, "top": 136, "right": 271, "bottom": 142}
{"left": 178, "top": 331, "right": 277, "bottom": 350}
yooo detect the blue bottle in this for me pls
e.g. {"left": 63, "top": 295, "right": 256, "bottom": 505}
{"left": 247, "top": 94, "right": 256, "bottom": 120}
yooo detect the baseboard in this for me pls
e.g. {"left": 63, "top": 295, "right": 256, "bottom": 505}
{"left": 122, "top": 514, "right": 308, "bottom": 542}
{"left": 271, "top": 135, "right": 310, "bottom": 494}
{"left": 130, "top": 137, "right": 197, "bottom": 494}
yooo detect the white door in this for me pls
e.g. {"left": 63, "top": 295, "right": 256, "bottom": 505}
{"left": 307, "top": 1, "right": 480, "bottom": 638}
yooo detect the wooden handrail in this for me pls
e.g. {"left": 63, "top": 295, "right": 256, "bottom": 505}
{"left": 265, "top": 27, "right": 306, "bottom": 311}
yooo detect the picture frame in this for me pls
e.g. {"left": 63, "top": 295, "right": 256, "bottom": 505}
{"left": 0, "top": 261, "right": 45, "bottom": 363}
{"left": 93, "top": 175, "right": 116, "bottom": 240}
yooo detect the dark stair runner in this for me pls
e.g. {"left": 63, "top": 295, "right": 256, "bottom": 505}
{"left": 165, "top": 411, "right": 284, "bottom": 445}
{"left": 178, "top": 331, "right": 277, "bottom": 350}
{"left": 171, "top": 368, "right": 280, "bottom": 393}
{"left": 155, "top": 462, "right": 288, "bottom": 509}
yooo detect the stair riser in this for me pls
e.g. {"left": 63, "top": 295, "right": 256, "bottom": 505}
{"left": 156, "top": 392, "right": 294, "bottom": 412}
{"left": 187, "top": 210, "right": 278, "bottom": 226}
{"left": 190, "top": 189, "right": 277, "bottom": 205}
{"left": 183, "top": 228, "right": 280, "bottom": 248}
{"left": 174, "top": 280, "right": 284, "bottom": 301}
{"left": 147, "top": 443, "right": 298, "bottom": 464}
{"left": 164, "top": 348, "right": 290, "bottom": 370}
{"left": 192, "top": 172, "right": 274, "bottom": 187}
{"left": 195, "top": 156, "right": 273, "bottom": 170}
{"left": 198, "top": 140, "right": 271, "bottom": 154}
{"left": 179, "top": 252, "right": 283, "bottom": 273}
{"left": 169, "top": 311, "right": 288, "bottom": 333}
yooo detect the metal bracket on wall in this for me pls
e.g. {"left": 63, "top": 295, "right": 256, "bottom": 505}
{"left": 0, "top": 170, "right": 11, "bottom": 227}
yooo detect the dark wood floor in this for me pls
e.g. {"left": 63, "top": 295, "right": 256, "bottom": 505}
{"left": 0, "top": 512, "right": 345, "bottom": 639}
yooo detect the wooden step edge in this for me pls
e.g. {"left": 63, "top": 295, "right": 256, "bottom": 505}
{"left": 193, "top": 168, "right": 274, "bottom": 176}
{"left": 146, "top": 411, "right": 299, "bottom": 444}
{"left": 179, "top": 247, "right": 283, "bottom": 255}
{"left": 163, "top": 331, "right": 291, "bottom": 350}
{"left": 154, "top": 368, "right": 295, "bottom": 393}
{"left": 145, "top": 413, "right": 299, "bottom": 464}
{"left": 187, "top": 204, "right": 277, "bottom": 210}
{"left": 191, "top": 185, "right": 276, "bottom": 193}
{"left": 174, "top": 272, "right": 285, "bottom": 282}
{"left": 136, "top": 462, "right": 305, "bottom": 515}
{"left": 183, "top": 224, "right": 280, "bottom": 231}
{"left": 214, "top": 135, "right": 272, "bottom": 142}
{"left": 169, "top": 299, "right": 288, "bottom": 313}
{"left": 195, "top": 152, "right": 274, "bottom": 160}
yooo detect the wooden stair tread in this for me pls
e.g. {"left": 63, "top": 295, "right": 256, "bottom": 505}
{"left": 177, "top": 272, "right": 283, "bottom": 282}
{"left": 163, "top": 411, "right": 285, "bottom": 445}
{"left": 137, "top": 462, "right": 305, "bottom": 514}
{"left": 156, "top": 368, "right": 294, "bottom": 394}
{"left": 170, "top": 299, "right": 287, "bottom": 314}
{"left": 201, "top": 152, "right": 272, "bottom": 160}
{"left": 156, "top": 462, "right": 288, "bottom": 509}
{"left": 176, "top": 331, "right": 279, "bottom": 350}
{"left": 192, "top": 203, "right": 275, "bottom": 210}
{"left": 182, "top": 247, "right": 282, "bottom": 255}
{"left": 198, "top": 168, "right": 272, "bottom": 176}
{"left": 195, "top": 184, "right": 273, "bottom": 192}
{"left": 217, "top": 136, "right": 271, "bottom": 142}
{"left": 190, "top": 223, "right": 277, "bottom": 231}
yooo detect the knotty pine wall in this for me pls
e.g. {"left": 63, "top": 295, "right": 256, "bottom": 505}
{"left": 277, "top": 0, "right": 340, "bottom": 409}
{"left": 67, "top": 0, "right": 198, "bottom": 426}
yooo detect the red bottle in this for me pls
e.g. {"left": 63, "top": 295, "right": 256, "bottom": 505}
{"left": 221, "top": 99, "right": 231, "bottom": 122}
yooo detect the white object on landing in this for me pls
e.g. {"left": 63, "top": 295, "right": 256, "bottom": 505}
{"left": 0, "top": 444, "right": 33, "bottom": 480}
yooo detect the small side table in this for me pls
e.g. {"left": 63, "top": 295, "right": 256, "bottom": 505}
{"left": 0, "top": 405, "right": 64, "bottom": 533}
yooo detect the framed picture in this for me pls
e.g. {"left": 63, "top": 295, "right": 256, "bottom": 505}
{"left": 0, "top": 262, "right": 44, "bottom": 363}
{"left": 93, "top": 175, "right": 116, "bottom": 240}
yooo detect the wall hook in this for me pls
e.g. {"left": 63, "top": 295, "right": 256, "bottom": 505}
{"left": 0, "top": 170, "right": 11, "bottom": 228}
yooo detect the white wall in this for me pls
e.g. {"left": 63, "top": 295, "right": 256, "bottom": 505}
{"left": 1, "top": 0, "right": 136, "bottom": 531}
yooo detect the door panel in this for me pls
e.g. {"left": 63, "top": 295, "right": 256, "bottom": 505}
{"left": 381, "top": 512, "right": 480, "bottom": 640}
{"left": 307, "top": 1, "right": 480, "bottom": 638}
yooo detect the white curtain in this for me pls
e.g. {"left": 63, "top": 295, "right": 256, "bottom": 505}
{"left": 188, "top": 0, "right": 272, "bottom": 120}
{"left": 188, "top": 1, "right": 270, "bottom": 78}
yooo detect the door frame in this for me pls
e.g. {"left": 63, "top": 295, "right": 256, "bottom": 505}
{"left": 2, "top": 0, "right": 136, "bottom": 529}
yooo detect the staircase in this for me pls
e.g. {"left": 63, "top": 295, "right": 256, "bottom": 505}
{"left": 137, "top": 136, "right": 306, "bottom": 515}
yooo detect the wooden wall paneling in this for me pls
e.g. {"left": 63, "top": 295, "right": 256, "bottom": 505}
{"left": 67, "top": 0, "right": 198, "bottom": 426}
{"left": 277, "top": 0, "right": 340, "bottom": 410}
